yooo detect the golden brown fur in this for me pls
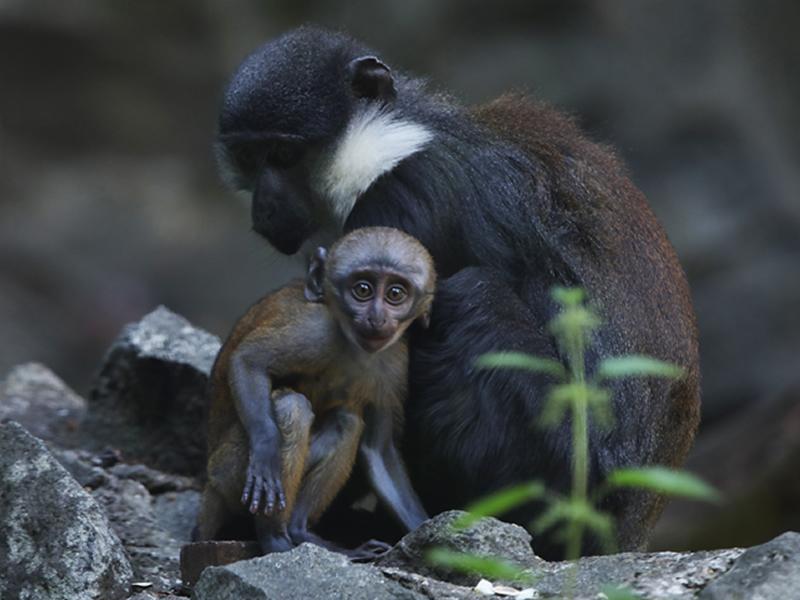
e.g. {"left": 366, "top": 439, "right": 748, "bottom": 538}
{"left": 197, "top": 228, "right": 435, "bottom": 553}
{"left": 199, "top": 281, "right": 409, "bottom": 535}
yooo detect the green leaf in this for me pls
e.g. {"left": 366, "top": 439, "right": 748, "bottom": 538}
{"left": 596, "top": 356, "right": 684, "bottom": 380}
{"left": 475, "top": 352, "right": 566, "bottom": 379}
{"left": 608, "top": 467, "right": 721, "bottom": 502}
{"left": 538, "top": 392, "right": 571, "bottom": 428}
{"left": 601, "top": 584, "right": 642, "bottom": 600}
{"left": 531, "top": 502, "right": 567, "bottom": 533}
{"left": 455, "top": 482, "right": 546, "bottom": 529}
{"left": 425, "top": 548, "right": 530, "bottom": 582}
{"left": 548, "top": 307, "right": 602, "bottom": 339}
{"left": 551, "top": 286, "right": 585, "bottom": 307}
{"left": 589, "top": 393, "right": 615, "bottom": 430}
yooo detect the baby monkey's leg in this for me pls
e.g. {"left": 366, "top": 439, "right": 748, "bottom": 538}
{"left": 287, "top": 408, "right": 363, "bottom": 546}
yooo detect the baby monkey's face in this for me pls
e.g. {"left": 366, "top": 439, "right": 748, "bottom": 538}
{"left": 338, "top": 267, "right": 418, "bottom": 353}
{"left": 306, "top": 227, "right": 437, "bottom": 354}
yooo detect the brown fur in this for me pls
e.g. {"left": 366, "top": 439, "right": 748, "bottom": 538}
{"left": 475, "top": 94, "right": 700, "bottom": 549}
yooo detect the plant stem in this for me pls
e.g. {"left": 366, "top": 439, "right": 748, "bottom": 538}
{"left": 566, "top": 319, "right": 589, "bottom": 561}
{"left": 566, "top": 387, "right": 588, "bottom": 560}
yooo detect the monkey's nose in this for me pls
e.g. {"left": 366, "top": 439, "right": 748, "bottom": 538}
{"left": 368, "top": 315, "right": 386, "bottom": 328}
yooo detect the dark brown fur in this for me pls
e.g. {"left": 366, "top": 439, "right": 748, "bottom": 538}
{"left": 473, "top": 95, "right": 700, "bottom": 546}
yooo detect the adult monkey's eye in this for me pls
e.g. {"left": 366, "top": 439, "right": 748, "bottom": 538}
{"left": 385, "top": 284, "right": 408, "bottom": 305}
{"left": 232, "top": 143, "right": 263, "bottom": 175}
{"left": 273, "top": 144, "right": 304, "bottom": 167}
{"left": 352, "top": 281, "right": 374, "bottom": 301}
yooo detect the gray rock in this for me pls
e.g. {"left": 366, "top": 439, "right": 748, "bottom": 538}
{"left": 0, "top": 421, "right": 133, "bottom": 600}
{"left": 86, "top": 306, "right": 221, "bottom": 475}
{"left": 128, "top": 595, "right": 185, "bottom": 600}
{"left": 109, "top": 462, "right": 200, "bottom": 494}
{"left": 378, "top": 510, "right": 540, "bottom": 586}
{"left": 127, "top": 591, "right": 185, "bottom": 600}
{"left": 378, "top": 567, "right": 486, "bottom": 600}
{"left": 93, "top": 476, "right": 172, "bottom": 548}
{"left": 45, "top": 449, "right": 202, "bottom": 594}
{"left": 153, "top": 490, "right": 202, "bottom": 542}
{"left": 0, "top": 362, "right": 86, "bottom": 445}
{"left": 127, "top": 593, "right": 158, "bottom": 600}
{"left": 180, "top": 540, "right": 261, "bottom": 587}
{"left": 52, "top": 447, "right": 111, "bottom": 489}
{"left": 91, "top": 474, "right": 183, "bottom": 593}
{"left": 43, "top": 447, "right": 200, "bottom": 595}
{"left": 700, "top": 532, "right": 800, "bottom": 600}
{"left": 125, "top": 545, "right": 183, "bottom": 596}
{"left": 184, "top": 527, "right": 778, "bottom": 600}
{"left": 533, "top": 547, "right": 742, "bottom": 599}
{"left": 192, "top": 543, "right": 426, "bottom": 600}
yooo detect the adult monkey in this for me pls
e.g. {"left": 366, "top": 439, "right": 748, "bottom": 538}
{"left": 216, "top": 26, "right": 700, "bottom": 559}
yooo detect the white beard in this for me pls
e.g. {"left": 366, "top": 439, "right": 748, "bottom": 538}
{"left": 314, "top": 105, "right": 433, "bottom": 227}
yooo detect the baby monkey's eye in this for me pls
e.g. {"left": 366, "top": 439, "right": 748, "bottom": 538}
{"left": 385, "top": 284, "right": 408, "bottom": 305}
{"left": 352, "top": 281, "right": 374, "bottom": 301}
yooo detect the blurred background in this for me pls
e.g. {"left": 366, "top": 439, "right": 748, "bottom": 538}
{"left": 1, "top": 0, "right": 798, "bottom": 552}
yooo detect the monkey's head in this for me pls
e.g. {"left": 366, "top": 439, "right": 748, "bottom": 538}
{"left": 305, "top": 227, "right": 435, "bottom": 353}
{"left": 216, "top": 27, "right": 432, "bottom": 255}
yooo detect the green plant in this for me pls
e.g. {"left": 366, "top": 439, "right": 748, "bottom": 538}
{"left": 427, "top": 287, "right": 718, "bottom": 596}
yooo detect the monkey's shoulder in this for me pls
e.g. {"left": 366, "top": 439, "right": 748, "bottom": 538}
{"left": 212, "top": 279, "right": 339, "bottom": 383}
{"left": 471, "top": 94, "right": 583, "bottom": 150}
{"left": 233, "top": 279, "right": 337, "bottom": 341}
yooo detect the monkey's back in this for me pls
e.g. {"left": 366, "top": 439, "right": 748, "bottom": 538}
{"left": 472, "top": 95, "right": 700, "bottom": 544}
{"left": 472, "top": 94, "right": 699, "bottom": 459}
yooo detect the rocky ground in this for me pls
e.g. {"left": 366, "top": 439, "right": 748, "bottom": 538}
{"left": 2, "top": 0, "right": 799, "bottom": 555}
{"left": 1, "top": 307, "right": 798, "bottom": 599}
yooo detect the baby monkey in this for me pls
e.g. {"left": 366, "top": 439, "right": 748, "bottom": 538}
{"left": 196, "top": 227, "right": 435, "bottom": 558}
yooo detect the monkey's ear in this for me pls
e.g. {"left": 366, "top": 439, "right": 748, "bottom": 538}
{"left": 304, "top": 247, "right": 327, "bottom": 303}
{"left": 348, "top": 56, "right": 396, "bottom": 101}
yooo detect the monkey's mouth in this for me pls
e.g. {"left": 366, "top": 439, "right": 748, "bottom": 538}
{"left": 355, "top": 331, "right": 395, "bottom": 353}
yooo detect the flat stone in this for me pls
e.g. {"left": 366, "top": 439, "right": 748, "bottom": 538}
{"left": 192, "top": 543, "right": 426, "bottom": 599}
{"left": 700, "top": 532, "right": 800, "bottom": 600}
{"left": 533, "top": 547, "right": 743, "bottom": 599}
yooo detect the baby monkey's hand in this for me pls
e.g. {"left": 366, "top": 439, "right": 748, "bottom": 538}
{"left": 242, "top": 443, "right": 286, "bottom": 515}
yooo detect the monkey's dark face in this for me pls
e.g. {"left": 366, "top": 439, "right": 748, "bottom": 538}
{"left": 249, "top": 159, "right": 317, "bottom": 255}
{"left": 335, "top": 269, "right": 420, "bottom": 353}
{"left": 216, "top": 28, "right": 362, "bottom": 254}
{"left": 216, "top": 27, "right": 426, "bottom": 256}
